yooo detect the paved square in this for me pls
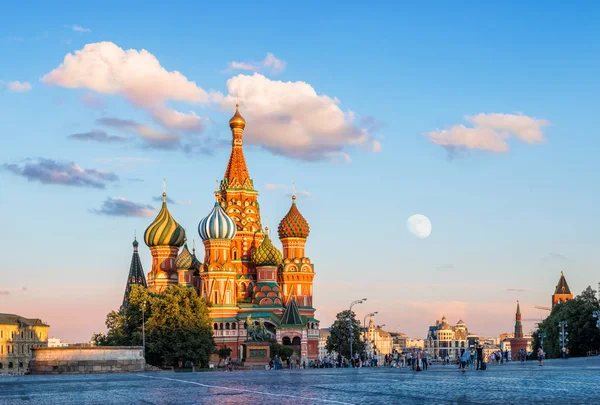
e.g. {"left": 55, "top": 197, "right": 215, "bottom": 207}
{"left": 1, "top": 357, "right": 599, "bottom": 404}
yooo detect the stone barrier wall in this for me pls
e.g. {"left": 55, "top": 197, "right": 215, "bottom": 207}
{"left": 30, "top": 346, "right": 145, "bottom": 374}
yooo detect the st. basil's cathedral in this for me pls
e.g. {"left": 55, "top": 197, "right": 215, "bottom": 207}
{"left": 122, "top": 104, "right": 320, "bottom": 361}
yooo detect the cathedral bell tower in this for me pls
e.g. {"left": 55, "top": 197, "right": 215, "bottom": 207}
{"left": 552, "top": 271, "right": 573, "bottom": 308}
{"left": 218, "top": 103, "right": 264, "bottom": 286}
{"left": 278, "top": 193, "right": 315, "bottom": 312}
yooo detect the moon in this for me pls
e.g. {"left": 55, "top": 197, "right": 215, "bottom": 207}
{"left": 407, "top": 214, "right": 432, "bottom": 239}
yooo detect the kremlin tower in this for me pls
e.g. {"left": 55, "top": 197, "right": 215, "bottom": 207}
{"left": 135, "top": 102, "right": 320, "bottom": 361}
{"left": 552, "top": 271, "right": 573, "bottom": 308}
{"left": 510, "top": 301, "right": 528, "bottom": 360}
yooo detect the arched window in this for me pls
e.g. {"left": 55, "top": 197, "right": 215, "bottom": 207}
{"left": 219, "top": 323, "right": 224, "bottom": 330}
{"left": 8, "top": 362, "right": 13, "bottom": 369}
{"left": 225, "top": 323, "right": 230, "bottom": 330}
{"left": 232, "top": 323, "right": 236, "bottom": 330}
{"left": 214, "top": 323, "right": 218, "bottom": 330}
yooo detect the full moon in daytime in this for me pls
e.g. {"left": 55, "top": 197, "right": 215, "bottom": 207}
{"left": 407, "top": 214, "right": 432, "bottom": 239}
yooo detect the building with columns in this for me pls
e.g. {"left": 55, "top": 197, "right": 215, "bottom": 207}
{"left": 136, "top": 104, "right": 319, "bottom": 362}
{"left": 0, "top": 314, "right": 49, "bottom": 374}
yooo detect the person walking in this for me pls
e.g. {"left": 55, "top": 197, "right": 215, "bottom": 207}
{"left": 476, "top": 345, "right": 483, "bottom": 370}
{"left": 537, "top": 347, "right": 545, "bottom": 366}
{"left": 460, "top": 349, "right": 471, "bottom": 373}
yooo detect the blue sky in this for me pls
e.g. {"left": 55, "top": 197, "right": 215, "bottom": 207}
{"left": 1, "top": 1, "right": 599, "bottom": 342}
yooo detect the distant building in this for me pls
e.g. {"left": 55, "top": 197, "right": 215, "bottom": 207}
{"left": 510, "top": 301, "right": 528, "bottom": 360}
{"left": 362, "top": 319, "right": 393, "bottom": 357}
{"left": 425, "top": 316, "right": 469, "bottom": 360}
{"left": 552, "top": 271, "right": 573, "bottom": 308}
{"left": 0, "top": 313, "right": 49, "bottom": 374}
{"left": 392, "top": 333, "right": 424, "bottom": 352}
{"left": 318, "top": 328, "right": 336, "bottom": 359}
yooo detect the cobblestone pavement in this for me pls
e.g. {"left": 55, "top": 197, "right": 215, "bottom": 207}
{"left": 1, "top": 357, "right": 599, "bottom": 404}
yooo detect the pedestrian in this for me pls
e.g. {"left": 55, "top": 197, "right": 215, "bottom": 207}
{"left": 460, "top": 349, "right": 471, "bottom": 373}
{"left": 537, "top": 347, "right": 544, "bottom": 366}
{"left": 476, "top": 345, "right": 483, "bottom": 370}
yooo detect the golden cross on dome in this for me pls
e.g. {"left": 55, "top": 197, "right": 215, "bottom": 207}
{"left": 235, "top": 91, "right": 239, "bottom": 107}
{"left": 292, "top": 181, "right": 296, "bottom": 200}
{"left": 215, "top": 179, "right": 219, "bottom": 191}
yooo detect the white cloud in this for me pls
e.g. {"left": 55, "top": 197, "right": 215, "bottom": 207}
{"left": 71, "top": 25, "right": 91, "bottom": 33}
{"left": 150, "top": 108, "right": 203, "bottom": 132}
{"left": 425, "top": 113, "right": 549, "bottom": 154}
{"left": 229, "top": 53, "right": 287, "bottom": 74}
{"left": 6, "top": 81, "right": 32, "bottom": 92}
{"left": 264, "top": 183, "right": 312, "bottom": 198}
{"left": 219, "top": 73, "right": 381, "bottom": 161}
{"left": 41, "top": 42, "right": 208, "bottom": 131}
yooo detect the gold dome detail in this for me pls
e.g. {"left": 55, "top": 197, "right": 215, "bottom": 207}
{"left": 229, "top": 104, "right": 246, "bottom": 130}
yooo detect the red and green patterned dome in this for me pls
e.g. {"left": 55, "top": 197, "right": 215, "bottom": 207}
{"left": 252, "top": 230, "right": 282, "bottom": 267}
{"left": 278, "top": 196, "right": 310, "bottom": 239}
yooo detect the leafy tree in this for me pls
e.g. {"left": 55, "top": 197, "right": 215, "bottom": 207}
{"left": 533, "top": 286, "right": 600, "bottom": 358}
{"left": 325, "top": 310, "right": 365, "bottom": 358}
{"left": 269, "top": 341, "right": 294, "bottom": 360}
{"left": 215, "top": 345, "right": 233, "bottom": 366}
{"left": 92, "top": 285, "right": 215, "bottom": 368}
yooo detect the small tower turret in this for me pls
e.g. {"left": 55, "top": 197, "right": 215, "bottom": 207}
{"left": 121, "top": 237, "right": 147, "bottom": 309}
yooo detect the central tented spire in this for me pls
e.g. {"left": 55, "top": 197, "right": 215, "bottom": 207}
{"left": 222, "top": 102, "right": 253, "bottom": 190}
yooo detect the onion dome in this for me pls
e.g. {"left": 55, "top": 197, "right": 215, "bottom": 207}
{"left": 252, "top": 228, "right": 282, "bottom": 267}
{"left": 191, "top": 244, "right": 202, "bottom": 271}
{"left": 176, "top": 239, "right": 193, "bottom": 270}
{"left": 144, "top": 192, "right": 185, "bottom": 247}
{"left": 133, "top": 238, "right": 139, "bottom": 248}
{"left": 229, "top": 103, "right": 246, "bottom": 130}
{"left": 278, "top": 195, "right": 310, "bottom": 239}
{"left": 198, "top": 194, "right": 237, "bottom": 241}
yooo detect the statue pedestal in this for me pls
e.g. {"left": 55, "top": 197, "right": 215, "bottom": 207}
{"left": 244, "top": 342, "right": 271, "bottom": 366}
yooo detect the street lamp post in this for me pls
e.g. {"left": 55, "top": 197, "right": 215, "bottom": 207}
{"left": 142, "top": 301, "right": 146, "bottom": 360}
{"left": 558, "top": 321, "right": 568, "bottom": 359}
{"left": 538, "top": 332, "right": 547, "bottom": 352}
{"left": 348, "top": 298, "right": 367, "bottom": 364}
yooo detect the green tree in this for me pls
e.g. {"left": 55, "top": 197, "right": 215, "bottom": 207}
{"left": 325, "top": 310, "right": 365, "bottom": 358}
{"left": 533, "top": 286, "right": 600, "bottom": 358}
{"left": 215, "top": 345, "right": 232, "bottom": 366}
{"left": 92, "top": 285, "right": 215, "bottom": 368}
{"left": 145, "top": 285, "right": 215, "bottom": 368}
{"left": 269, "top": 341, "right": 294, "bottom": 360}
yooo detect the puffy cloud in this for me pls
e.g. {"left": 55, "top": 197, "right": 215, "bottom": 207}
{"left": 3, "top": 158, "right": 118, "bottom": 189}
{"left": 150, "top": 108, "right": 203, "bottom": 132}
{"left": 6, "top": 81, "right": 32, "bottom": 92}
{"left": 68, "top": 130, "right": 127, "bottom": 143}
{"left": 91, "top": 197, "right": 155, "bottom": 217}
{"left": 229, "top": 53, "right": 287, "bottom": 74}
{"left": 424, "top": 113, "right": 549, "bottom": 154}
{"left": 41, "top": 42, "right": 207, "bottom": 131}
{"left": 96, "top": 117, "right": 181, "bottom": 149}
{"left": 219, "top": 73, "right": 381, "bottom": 161}
{"left": 263, "top": 183, "right": 312, "bottom": 199}
{"left": 71, "top": 25, "right": 91, "bottom": 33}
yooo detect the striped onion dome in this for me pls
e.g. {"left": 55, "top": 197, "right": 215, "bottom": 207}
{"left": 144, "top": 192, "right": 185, "bottom": 248}
{"left": 278, "top": 195, "right": 310, "bottom": 239}
{"left": 252, "top": 229, "right": 282, "bottom": 267}
{"left": 176, "top": 240, "right": 193, "bottom": 270}
{"left": 198, "top": 196, "right": 237, "bottom": 241}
